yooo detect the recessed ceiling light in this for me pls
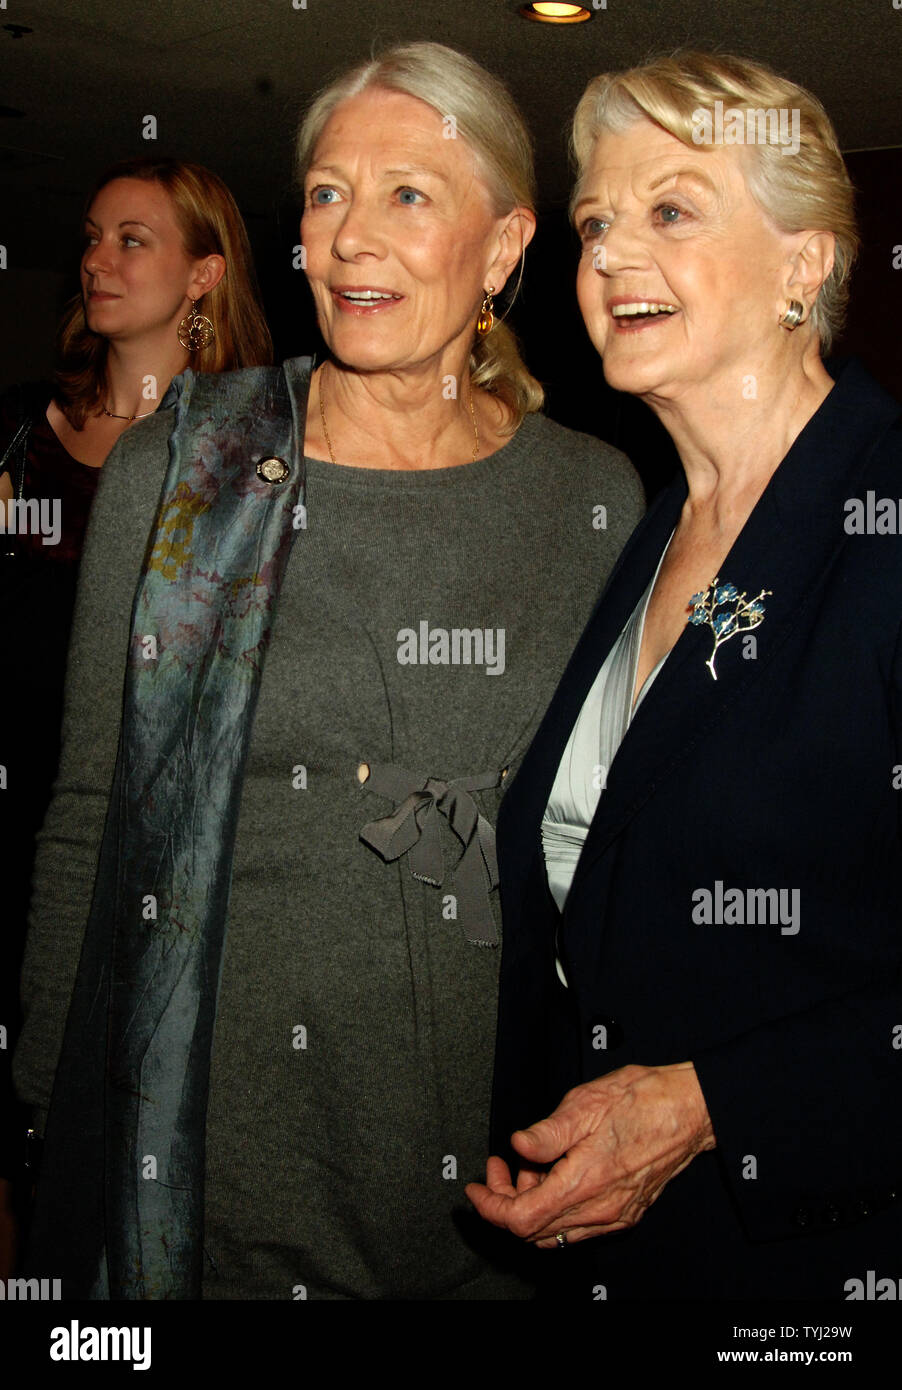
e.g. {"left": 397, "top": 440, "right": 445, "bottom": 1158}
{"left": 519, "top": 3, "right": 593, "bottom": 22}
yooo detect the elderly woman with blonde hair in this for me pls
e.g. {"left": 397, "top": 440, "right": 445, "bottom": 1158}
{"left": 470, "top": 50, "right": 902, "bottom": 1298}
{"left": 14, "top": 42, "right": 642, "bottom": 1299}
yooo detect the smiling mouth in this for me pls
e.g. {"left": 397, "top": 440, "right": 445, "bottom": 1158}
{"left": 334, "top": 290, "right": 403, "bottom": 304}
{"left": 611, "top": 301, "right": 678, "bottom": 323}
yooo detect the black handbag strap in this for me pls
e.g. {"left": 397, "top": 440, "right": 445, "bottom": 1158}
{"left": 1, "top": 382, "right": 54, "bottom": 558}
{"left": 2, "top": 416, "right": 32, "bottom": 498}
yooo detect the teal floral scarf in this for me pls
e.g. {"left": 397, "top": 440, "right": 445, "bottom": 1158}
{"left": 28, "top": 358, "right": 313, "bottom": 1298}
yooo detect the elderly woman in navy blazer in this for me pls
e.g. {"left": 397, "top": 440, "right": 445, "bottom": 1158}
{"left": 468, "top": 50, "right": 902, "bottom": 1298}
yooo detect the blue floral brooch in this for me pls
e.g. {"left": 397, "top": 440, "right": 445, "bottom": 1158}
{"left": 688, "top": 579, "right": 772, "bottom": 680}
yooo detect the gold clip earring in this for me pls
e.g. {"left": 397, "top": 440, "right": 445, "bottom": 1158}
{"left": 780, "top": 300, "right": 805, "bottom": 330}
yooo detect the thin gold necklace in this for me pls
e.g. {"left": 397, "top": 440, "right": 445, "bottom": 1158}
{"left": 102, "top": 404, "right": 155, "bottom": 421}
{"left": 317, "top": 363, "right": 479, "bottom": 465}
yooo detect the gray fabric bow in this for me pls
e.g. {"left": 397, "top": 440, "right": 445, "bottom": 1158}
{"left": 359, "top": 762, "right": 501, "bottom": 945}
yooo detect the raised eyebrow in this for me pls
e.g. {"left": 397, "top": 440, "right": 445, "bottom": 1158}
{"left": 304, "top": 164, "right": 449, "bottom": 185}
{"left": 83, "top": 218, "right": 154, "bottom": 231}
{"left": 382, "top": 166, "right": 449, "bottom": 185}
{"left": 571, "top": 168, "right": 715, "bottom": 219}
{"left": 645, "top": 168, "right": 717, "bottom": 195}
{"left": 571, "top": 196, "right": 607, "bottom": 220}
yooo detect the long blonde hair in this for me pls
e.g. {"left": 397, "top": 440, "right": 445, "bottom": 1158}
{"left": 571, "top": 51, "right": 858, "bottom": 352}
{"left": 56, "top": 156, "right": 273, "bottom": 428}
{"left": 295, "top": 42, "right": 544, "bottom": 430}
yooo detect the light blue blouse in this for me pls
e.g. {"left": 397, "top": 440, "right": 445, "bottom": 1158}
{"left": 542, "top": 536, "right": 674, "bottom": 966}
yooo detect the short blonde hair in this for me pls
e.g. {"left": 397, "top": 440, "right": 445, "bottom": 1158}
{"left": 296, "top": 41, "right": 543, "bottom": 429}
{"left": 571, "top": 50, "right": 858, "bottom": 352}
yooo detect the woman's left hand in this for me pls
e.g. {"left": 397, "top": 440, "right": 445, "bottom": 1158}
{"left": 465, "top": 1062, "right": 716, "bottom": 1247}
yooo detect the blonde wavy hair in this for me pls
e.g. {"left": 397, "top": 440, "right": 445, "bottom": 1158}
{"left": 295, "top": 41, "right": 544, "bottom": 430}
{"left": 571, "top": 50, "right": 858, "bottom": 353}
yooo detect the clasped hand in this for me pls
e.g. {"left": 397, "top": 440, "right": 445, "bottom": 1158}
{"left": 465, "top": 1062, "right": 716, "bottom": 1248}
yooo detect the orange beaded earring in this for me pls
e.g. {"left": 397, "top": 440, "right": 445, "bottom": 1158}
{"left": 476, "top": 287, "right": 495, "bottom": 336}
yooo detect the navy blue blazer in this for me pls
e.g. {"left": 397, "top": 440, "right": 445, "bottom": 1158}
{"left": 492, "top": 360, "right": 902, "bottom": 1298}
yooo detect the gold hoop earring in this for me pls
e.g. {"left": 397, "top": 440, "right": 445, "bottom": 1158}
{"left": 476, "top": 287, "right": 495, "bottom": 337}
{"left": 780, "top": 300, "right": 805, "bottom": 330}
{"left": 178, "top": 299, "right": 215, "bottom": 351}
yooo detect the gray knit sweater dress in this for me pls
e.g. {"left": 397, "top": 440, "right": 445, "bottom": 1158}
{"left": 15, "top": 402, "right": 643, "bottom": 1299}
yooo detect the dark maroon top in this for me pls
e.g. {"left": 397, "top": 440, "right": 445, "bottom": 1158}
{"left": 0, "top": 386, "right": 102, "bottom": 565}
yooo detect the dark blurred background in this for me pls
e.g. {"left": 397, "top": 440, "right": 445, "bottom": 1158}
{"left": 2, "top": 0, "right": 900, "bottom": 497}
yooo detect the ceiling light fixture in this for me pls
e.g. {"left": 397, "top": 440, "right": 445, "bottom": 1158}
{"left": 519, "top": 3, "right": 593, "bottom": 22}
